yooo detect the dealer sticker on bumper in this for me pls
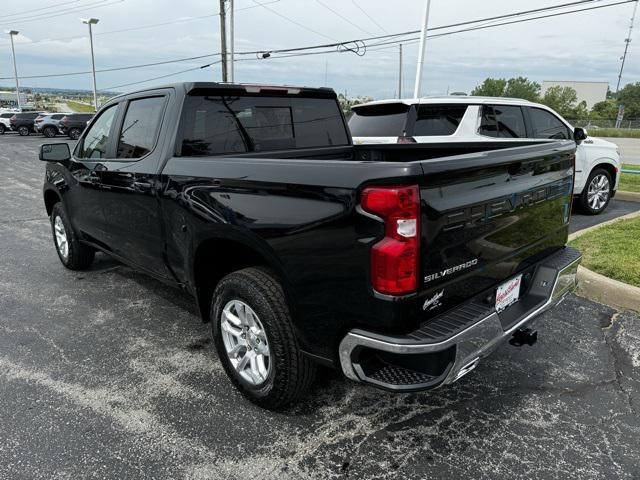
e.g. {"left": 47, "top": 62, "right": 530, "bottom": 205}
{"left": 496, "top": 274, "right": 522, "bottom": 313}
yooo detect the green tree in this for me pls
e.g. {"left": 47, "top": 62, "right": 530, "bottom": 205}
{"left": 470, "top": 78, "right": 507, "bottom": 97}
{"left": 591, "top": 99, "right": 619, "bottom": 121}
{"left": 616, "top": 82, "right": 640, "bottom": 118}
{"left": 540, "top": 86, "right": 578, "bottom": 117}
{"left": 504, "top": 77, "right": 540, "bottom": 102}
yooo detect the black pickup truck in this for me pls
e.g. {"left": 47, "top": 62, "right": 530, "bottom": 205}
{"left": 41, "top": 82, "right": 581, "bottom": 409}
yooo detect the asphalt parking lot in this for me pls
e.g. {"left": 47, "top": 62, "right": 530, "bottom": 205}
{"left": 1, "top": 134, "right": 639, "bottom": 479}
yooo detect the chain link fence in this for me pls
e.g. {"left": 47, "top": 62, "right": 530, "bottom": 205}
{"left": 567, "top": 118, "right": 640, "bottom": 129}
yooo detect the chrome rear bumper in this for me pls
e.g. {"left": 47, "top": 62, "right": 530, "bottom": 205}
{"left": 339, "top": 247, "right": 581, "bottom": 391}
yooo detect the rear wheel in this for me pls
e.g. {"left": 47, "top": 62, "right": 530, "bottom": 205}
{"left": 43, "top": 126, "right": 57, "bottom": 138}
{"left": 211, "top": 267, "right": 316, "bottom": 409}
{"left": 68, "top": 128, "right": 81, "bottom": 140}
{"left": 50, "top": 203, "right": 95, "bottom": 270}
{"left": 580, "top": 168, "right": 612, "bottom": 215}
{"left": 18, "top": 126, "right": 30, "bottom": 136}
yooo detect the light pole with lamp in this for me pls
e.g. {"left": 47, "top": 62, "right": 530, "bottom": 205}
{"left": 81, "top": 18, "right": 99, "bottom": 110}
{"left": 7, "top": 30, "right": 21, "bottom": 110}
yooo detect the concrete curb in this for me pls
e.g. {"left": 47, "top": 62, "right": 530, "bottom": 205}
{"left": 616, "top": 191, "right": 640, "bottom": 203}
{"left": 577, "top": 266, "right": 640, "bottom": 312}
{"left": 569, "top": 210, "right": 640, "bottom": 312}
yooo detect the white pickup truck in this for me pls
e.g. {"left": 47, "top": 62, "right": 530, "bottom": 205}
{"left": 350, "top": 97, "right": 621, "bottom": 214}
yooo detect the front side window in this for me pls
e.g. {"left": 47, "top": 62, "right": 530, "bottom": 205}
{"left": 529, "top": 108, "right": 570, "bottom": 139}
{"left": 479, "top": 105, "right": 526, "bottom": 138}
{"left": 413, "top": 105, "right": 467, "bottom": 136}
{"left": 180, "top": 95, "right": 349, "bottom": 156}
{"left": 117, "top": 96, "right": 165, "bottom": 159}
{"left": 77, "top": 104, "right": 117, "bottom": 159}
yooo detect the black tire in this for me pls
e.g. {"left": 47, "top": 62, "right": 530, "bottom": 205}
{"left": 43, "top": 126, "right": 57, "bottom": 138}
{"left": 18, "top": 125, "right": 30, "bottom": 136}
{"left": 580, "top": 168, "right": 612, "bottom": 215}
{"left": 68, "top": 128, "right": 81, "bottom": 140}
{"left": 50, "top": 203, "right": 95, "bottom": 270}
{"left": 0, "top": 124, "right": 5, "bottom": 135}
{"left": 211, "top": 267, "right": 316, "bottom": 410}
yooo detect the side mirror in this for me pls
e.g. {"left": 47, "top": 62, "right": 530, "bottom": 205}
{"left": 40, "top": 143, "right": 71, "bottom": 162}
{"left": 574, "top": 127, "right": 587, "bottom": 142}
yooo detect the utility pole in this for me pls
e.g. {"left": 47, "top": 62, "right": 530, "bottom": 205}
{"left": 219, "top": 0, "right": 228, "bottom": 82}
{"left": 398, "top": 44, "right": 403, "bottom": 99}
{"left": 8, "top": 31, "right": 21, "bottom": 110}
{"left": 413, "top": 0, "right": 431, "bottom": 98}
{"left": 229, "top": 0, "right": 235, "bottom": 82}
{"left": 81, "top": 18, "right": 100, "bottom": 110}
{"left": 616, "top": 0, "right": 638, "bottom": 92}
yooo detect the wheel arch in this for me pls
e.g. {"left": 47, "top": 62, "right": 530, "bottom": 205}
{"left": 191, "top": 235, "right": 294, "bottom": 324}
{"left": 43, "top": 188, "right": 62, "bottom": 216}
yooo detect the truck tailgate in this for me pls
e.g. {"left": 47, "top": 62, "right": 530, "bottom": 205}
{"left": 416, "top": 140, "right": 575, "bottom": 318}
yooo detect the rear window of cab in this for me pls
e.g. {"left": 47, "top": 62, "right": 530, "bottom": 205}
{"left": 349, "top": 103, "right": 467, "bottom": 137}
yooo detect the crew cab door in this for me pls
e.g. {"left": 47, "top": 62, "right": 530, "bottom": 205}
{"left": 96, "top": 92, "right": 172, "bottom": 280}
{"left": 65, "top": 103, "right": 120, "bottom": 244}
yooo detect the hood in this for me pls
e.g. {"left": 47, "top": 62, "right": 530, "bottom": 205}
{"left": 583, "top": 136, "right": 618, "bottom": 150}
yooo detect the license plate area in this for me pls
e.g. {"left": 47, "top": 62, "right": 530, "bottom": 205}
{"left": 496, "top": 274, "right": 522, "bottom": 313}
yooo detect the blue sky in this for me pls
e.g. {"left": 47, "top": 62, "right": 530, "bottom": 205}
{"left": 0, "top": 0, "right": 638, "bottom": 99}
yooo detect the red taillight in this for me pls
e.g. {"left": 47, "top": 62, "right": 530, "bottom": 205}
{"left": 361, "top": 185, "right": 420, "bottom": 295}
{"left": 60, "top": 116, "right": 68, "bottom": 123}
{"left": 397, "top": 136, "right": 417, "bottom": 144}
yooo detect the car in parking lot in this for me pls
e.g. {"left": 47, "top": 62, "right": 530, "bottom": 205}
{"left": 9, "top": 112, "right": 43, "bottom": 136}
{"left": 58, "top": 113, "right": 94, "bottom": 139}
{"left": 0, "top": 112, "right": 15, "bottom": 134}
{"left": 349, "top": 97, "right": 622, "bottom": 214}
{"left": 35, "top": 113, "right": 71, "bottom": 138}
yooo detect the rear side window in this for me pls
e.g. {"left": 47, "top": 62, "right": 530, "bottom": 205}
{"left": 529, "top": 107, "right": 571, "bottom": 139}
{"left": 348, "top": 103, "right": 410, "bottom": 137}
{"left": 0, "top": 113, "right": 14, "bottom": 118}
{"left": 51, "top": 114, "right": 65, "bottom": 120}
{"left": 179, "top": 95, "right": 348, "bottom": 156}
{"left": 479, "top": 105, "right": 526, "bottom": 138}
{"left": 413, "top": 105, "right": 467, "bottom": 136}
{"left": 117, "top": 96, "right": 165, "bottom": 159}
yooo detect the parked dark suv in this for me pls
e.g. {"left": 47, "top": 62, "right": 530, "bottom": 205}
{"left": 58, "top": 113, "right": 94, "bottom": 140}
{"left": 10, "top": 112, "right": 43, "bottom": 136}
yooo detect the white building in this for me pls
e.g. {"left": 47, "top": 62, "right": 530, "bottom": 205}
{"left": 541, "top": 81, "right": 608, "bottom": 110}
{"left": 0, "top": 91, "right": 27, "bottom": 108}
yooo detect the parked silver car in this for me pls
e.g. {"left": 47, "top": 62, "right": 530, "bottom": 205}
{"left": 35, "top": 113, "right": 71, "bottom": 138}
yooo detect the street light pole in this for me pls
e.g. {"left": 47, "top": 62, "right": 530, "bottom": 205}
{"left": 616, "top": 0, "right": 638, "bottom": 92}
{"left": 413, "top": 0, "right": 432, "bottom": 98}
{"left": 398, "top": 44, "right": 403, "bottom": 99}
{"left": 8, "top": 31, "right": 21, "bottom": 110}
{"left": 81, "top": 18, "right": 100, "bottom": 110}
{"left": 229, "top": 0, "right": 235, "bottom": 82}
{"left": 219, "top": 0, "right": 228, "bottom": 82}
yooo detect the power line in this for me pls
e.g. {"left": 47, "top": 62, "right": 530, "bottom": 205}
{"left": 0, "top": 0, "right": 124, "bottom": 27}
{"left": 0, "top": 0, "right": 81, "bottom": 20}
{"left": 0, "top": 0, "right": 281, "bottom": 46}
{"left": 351, "top": 0, "right": 388, "bottom": 34}
{"left": 315, "top": 0, "right": 374, "bottom": 36}
{"left": 1, "top": 0, "right": 633, "bottom": 82}
{"left": 251, "top": 0, "right": 337, "bottom": 41}
{"left": 101, "top": 61, "right": 221, "bottom": 90}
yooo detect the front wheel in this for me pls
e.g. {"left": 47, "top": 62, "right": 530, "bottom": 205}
{"left": 50, "top": 203, "right": 95, "bottom": 270}
{"left": 211, "top": 267, "right": 316, "bottom": 410}
{"left": 68, "top": 128, "right": 81, "bottom": 140}
{"left": 0, "top": 124, "right": 5, "bottom": 134}
{"left": 18, "top": 126, "right": 30, "bottom": 136}
{"left": 580, "top": 168, "right": 612, "bottom": 215}
{"left": 43, "top": 126, "right": 57, "bottom": 138}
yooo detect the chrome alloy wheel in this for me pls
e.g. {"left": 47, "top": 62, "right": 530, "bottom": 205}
{"left": 54, "top": 216, "right": 69, "bottom": 260}
{"left": 587, "top": 174, "right": 610, "bottom": 211}
{"left": 220, "top": 299, "right": 271, "bottom": 386}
